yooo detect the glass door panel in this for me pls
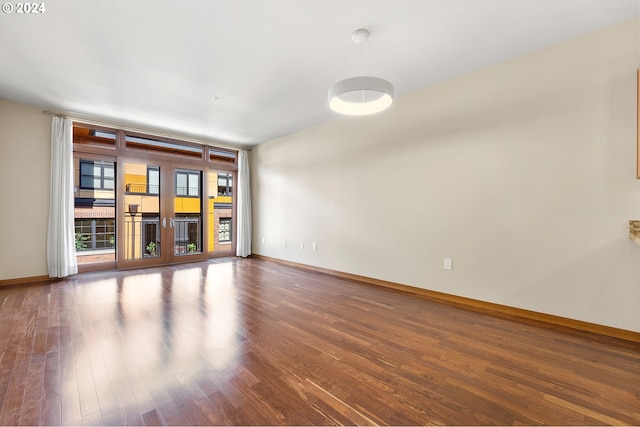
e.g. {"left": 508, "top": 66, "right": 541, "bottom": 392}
{"left": 172, "top": 168, "right": 203, "bottom": 257}
{"left": 122, "top": 161, "right": 161, "bottom": 262}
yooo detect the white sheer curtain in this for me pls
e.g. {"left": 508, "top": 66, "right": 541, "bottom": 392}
{"left": 236, "top": 149, "right": 252, "bottom": 257}
{"left": 47, "top": 117, "right": 78, "bottom": 278}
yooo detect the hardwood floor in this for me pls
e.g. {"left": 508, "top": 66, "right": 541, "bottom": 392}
{"left": 0, "top": 257, "right": 638, "bottom": 426}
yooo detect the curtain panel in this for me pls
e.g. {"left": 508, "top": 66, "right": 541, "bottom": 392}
{"left": 47, "top": 117, "right": 78, "bottom": 278}
{"left": 236, "top": 149, "right": 252, "bottom": 257}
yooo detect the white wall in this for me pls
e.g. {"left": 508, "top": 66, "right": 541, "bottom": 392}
{"left": 0, "top": 99, "right": 51, "bottom": 280}
{"left": 251, "top": 19, "right": 640, "bottom": 332}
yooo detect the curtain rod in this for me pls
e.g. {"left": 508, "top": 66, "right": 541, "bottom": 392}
{"left": 42, "top": 110, "right": 67, "bottom": 118}
{"left": 41, "top": 109, "right": 251, "bottom": 152}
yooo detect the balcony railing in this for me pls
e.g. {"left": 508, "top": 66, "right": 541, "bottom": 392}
{"left": 174, "top": 216, "right": 201, "bottom": 254}
{"left": 125, "top": 183, "right": 159, "bottom": 194}
{"left": 176, "top": 186, "right": 200, "bottom": 197}
{"left": 125, "top": 183, "right": 199, "bottom": 196}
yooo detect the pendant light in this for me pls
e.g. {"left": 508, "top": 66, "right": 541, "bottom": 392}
{"left": 328, "top": 29, "right": 394, "bottom": 116}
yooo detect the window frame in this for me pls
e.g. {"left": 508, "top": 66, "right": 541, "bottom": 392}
{"left": 73, "top": 123, "right": 239, "bottom": 269}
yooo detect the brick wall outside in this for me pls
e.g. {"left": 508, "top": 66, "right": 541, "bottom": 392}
{"left": 77, "top": 252, "right": 115, "bottom": 264}
{"left": 213, "top": 207, "right": 233, "bottom": 251}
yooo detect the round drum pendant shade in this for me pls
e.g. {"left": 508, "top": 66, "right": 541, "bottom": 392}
{"left": 328, "top": 76, "right": 394, "bottom": 116}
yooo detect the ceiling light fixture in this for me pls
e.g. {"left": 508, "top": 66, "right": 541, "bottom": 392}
{"left": 328, "top": 29, "right": 394, "bottom": 116}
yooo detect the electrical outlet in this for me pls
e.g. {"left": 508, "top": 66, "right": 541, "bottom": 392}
{"left": 300, "top": 242, "right": 304, "bottom": 250}
{"left": 444, "top": 258, "right": 452, "bottom": 270}
{"left": 261, "top": 237, "right": 265, "bottom": 244}
{"left": 312, "top": 243, "right": 317, "bottom": 251}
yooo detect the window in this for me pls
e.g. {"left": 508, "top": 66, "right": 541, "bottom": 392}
{"left": 74, "top": 152, "right": 116, "bottom": 265}
{"left": 125, "top": 134, "right": 203, "bottom": 159}
{"left": 80, "top": 160, "right": 115, "bottom": 190}
{"left": 73, "top": 126, "right": 117, "bottom": 149}
{"left": 218, "top": 174, "right": 232, "bottom": 196}
{"left": 75, "top": 219, "right": 115, "bottom": 251}
{"left": 73, "top": 123, "right": 236, "bottom": 268}
{"left": 219, "top": 218, "right": 232, "bottom": 243}
{"left": 147, "top": 167, "right": 159, "bottom": 195}
{"left": 176, "top": 170, "right": 200, "bottom": 196}
{"left": 209, "top": 148, "right": 237, "bottom": 165}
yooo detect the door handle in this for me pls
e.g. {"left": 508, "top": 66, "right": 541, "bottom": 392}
{"left": 169, "top": 218, "right": 174, "bottom": 229}
{"left": 162, "top": 217, "right": 166, "bottom": 229}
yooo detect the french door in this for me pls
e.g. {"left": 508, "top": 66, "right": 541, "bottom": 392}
{"left": 73, "top": 123, "right": 238, "bottom": 272}
{"left": 118, "top": 159, "right": 208, "bottom": 268}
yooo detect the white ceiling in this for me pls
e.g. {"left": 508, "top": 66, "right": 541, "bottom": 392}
{"left": 1, "top": 0, "right": 638, "bottom": 147}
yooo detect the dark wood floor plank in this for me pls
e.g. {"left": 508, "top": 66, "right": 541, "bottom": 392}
{"left": 18, "top": 351, "right": 45, "bottom": 425}
{"left": 0, "top": 310, "right": 34, "bottom": 425}
{"left": 0, "top": 257, "right": 638, "bottom": 425}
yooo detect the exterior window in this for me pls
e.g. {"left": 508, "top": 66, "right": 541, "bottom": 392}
{"left": 219, "top": 218, "right": 232, "bottom": 243}
{"left": 147, "top": 167, "right": 159, "bottom": 195}
{"left": 80, "top": 160, "right": 115, "bottom": 190}
{"left": 218, "top": 174, "right": 232, "bottom": 196}
{"left": 176, "top": 170, "right": 200, "bottom": 196}
{"left": 75, "top": 219, "right": 115, "bottom": 251}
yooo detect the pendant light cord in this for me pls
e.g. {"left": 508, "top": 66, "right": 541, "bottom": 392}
{"left": 334, "top": 29, "right": 385, "bottom": 82}
{"left": 334, "top": 42, "right": 354, "bottom": 83}
{"left": 364, "top": 39, "right": 382, "bottom": 76}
